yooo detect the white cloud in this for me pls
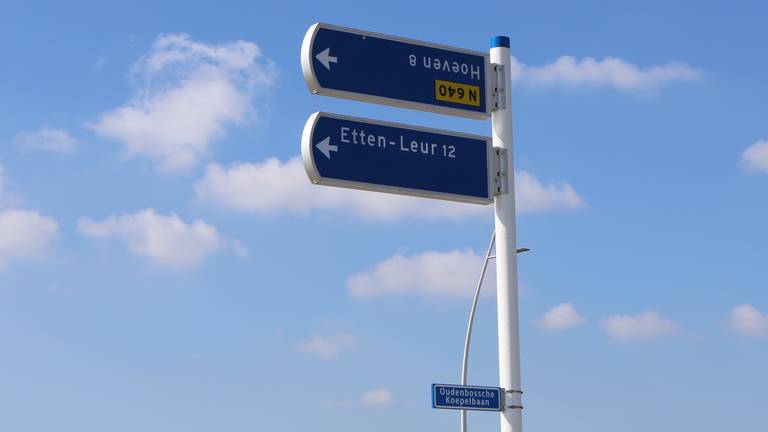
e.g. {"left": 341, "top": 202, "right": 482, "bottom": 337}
{"left": 14, "top": 127, "right": 79, "bottom": 152}
{"left": 89, "top": 33, "right": 277, "bottom": 171}
{"left": 740, "top": 140, "right": 768, "bottom": 172}
{"left": 77, "top": 208, "right": 233, "bottom": 268}
{"left": 231, "top": 240, "right": 250, "bottom": 259}
{"left": 360, "top": 388, "right": 395, "bottom": 407}
{"left": 729, "top": 304, "right": 768, "bottom": 339}
{"left": 537, "top": 303, "right": 584, "bottom": 330}
{"left": 295, "top": 333, "right": 356, "bottom": 359}
{"left": 510, "top": 55, "right": 701, "bottom": 92}
{"left": 347, "top": 249, "right": 494, "bottom": 298}
{"left": 0, "top": 209, "right": 59, "bottom": 270}
{"left": 194, "top": 157, "right": 583, "bottom": 220}
{"left": 516, "top": 170, "right": 585, "bottom": 212}
{"left": 601, "top": 311, "right": 680, "bottom": 341}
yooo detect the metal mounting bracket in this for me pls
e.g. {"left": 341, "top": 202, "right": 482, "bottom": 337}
{"left": 491, "top": 63, "right": 506, "bottom": 111}
{"left": 493, "top": 147, "right": 509, "bottom": 195}
{"left": 504, "top": 389, "right": 524, "bottom": 410}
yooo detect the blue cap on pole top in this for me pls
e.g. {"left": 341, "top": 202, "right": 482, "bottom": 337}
{"left": 490, "top": 36, "right": 510, "bottom": 48}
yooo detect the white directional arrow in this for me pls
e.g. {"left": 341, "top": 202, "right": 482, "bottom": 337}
{"left": 315, "top": 137, "right": 338, "bottom": 160}
{"left": 315, "top": 48, "right": 338, "bottom": 70}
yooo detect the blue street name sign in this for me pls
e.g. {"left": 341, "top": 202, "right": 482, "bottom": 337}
{"left": 431, "top": 384, "right": 503, "bottom": 412}
{"left": 301, "top": 112, "right": 495, "bottom": 204}
{"left": 301, "top": 23, "right": 492, "bottom": 119}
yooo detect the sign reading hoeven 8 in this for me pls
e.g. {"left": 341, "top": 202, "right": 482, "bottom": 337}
{"left": 301, "top": 22, "right": 492, "bottom": 120}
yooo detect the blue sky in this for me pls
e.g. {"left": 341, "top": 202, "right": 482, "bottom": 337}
{"left": 1, "top": 1, "right": 767, "bottom": 431}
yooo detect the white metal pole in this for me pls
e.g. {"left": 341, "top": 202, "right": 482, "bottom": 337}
{"left": 490, "top": 36, "right": 522, "bottom": 432}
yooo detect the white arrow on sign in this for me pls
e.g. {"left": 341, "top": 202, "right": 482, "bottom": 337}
{"left": 315, "top": 48, "right": 338, "bottom": 70}
{"left": 315, "top": 137, "right": 338, "bottom": 159}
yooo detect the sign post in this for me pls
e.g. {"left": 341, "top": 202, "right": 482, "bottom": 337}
{"left": 299, "top": 23, "right": 523, "bottom": 432}
{"left": 490, "top": 36, "right": 523, "bottom": 432}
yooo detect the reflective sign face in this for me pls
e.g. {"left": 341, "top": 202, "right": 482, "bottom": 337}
{"left": 301, "top": 23, "right": 492, "bottom": 119}
{"left": 302, "top": 112, "right": 494, "bottom": 204}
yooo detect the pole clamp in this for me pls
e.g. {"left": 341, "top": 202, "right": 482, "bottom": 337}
{"left": 503, "top": 389, "right": 523, "bottom": 410}
{"left": 493, "top": 148, "right": 509, "bottom": 195}
{"left": 491, "top": 63, "right": 506, "bottom": 111}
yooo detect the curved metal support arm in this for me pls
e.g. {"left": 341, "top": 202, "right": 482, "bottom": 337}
{"left": 460, "top": 231, "right": 496, "bottom": 432}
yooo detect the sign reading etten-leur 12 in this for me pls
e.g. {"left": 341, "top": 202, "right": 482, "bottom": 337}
{"left": 301, "top": 23, "right": 492, "bottom": 119}
{"left": 302, "top": 112, "right": 495, "bottom": 204}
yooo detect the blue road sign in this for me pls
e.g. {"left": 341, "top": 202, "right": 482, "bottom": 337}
{"left": 301, "top": 23, "right": 492, "bottom": 119}
{"left": 301, "top": 112, "right": 495, "bottom": 204}
{"left": 432, "top": 384, "right": 503, "bottom": 412}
